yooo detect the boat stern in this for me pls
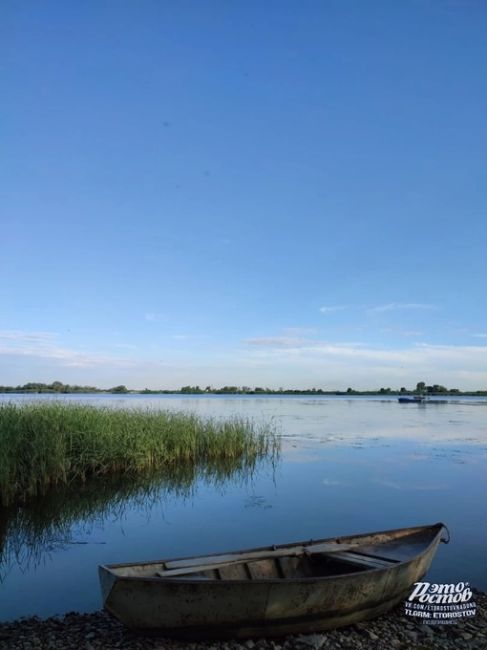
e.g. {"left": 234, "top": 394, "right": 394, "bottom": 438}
{"left": 98, "top": 565, "right": 118, "bottom": 606}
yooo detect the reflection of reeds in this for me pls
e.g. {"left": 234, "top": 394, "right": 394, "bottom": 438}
{"left": 0, "top": 453, "right": 279, "bottom": 579}
{"left": 0, "top": 402, "right": 279, "bottom": 506}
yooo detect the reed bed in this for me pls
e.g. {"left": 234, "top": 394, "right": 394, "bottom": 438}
{"left": 0, "top": 402, "right": 279, "bottom": 506}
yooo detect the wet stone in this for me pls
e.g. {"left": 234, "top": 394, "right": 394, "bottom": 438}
{"left": 295, "top": 634, "right": 325, "bottom": 649}
{"left": 422, "top": 625, "right": 434, "bottom": 635}
{"left": 1, "top": 592, "right": 487, "bottom": 650}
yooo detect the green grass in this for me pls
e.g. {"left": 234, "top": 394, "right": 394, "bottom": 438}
{"left": 0, "top": 402, "right": 279, "bottom": 506}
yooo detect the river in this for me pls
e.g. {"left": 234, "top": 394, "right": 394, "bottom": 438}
{"left": 1, "top": 393, "right": 486, "bottom": 622}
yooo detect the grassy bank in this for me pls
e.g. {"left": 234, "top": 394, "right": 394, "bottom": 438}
{"left": 0, "top": 402, "right": 279, "bottom": 506}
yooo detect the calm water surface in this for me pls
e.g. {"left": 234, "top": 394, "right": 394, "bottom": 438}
{"left": 1, "top": 394, "right": 486, "bottom": 622}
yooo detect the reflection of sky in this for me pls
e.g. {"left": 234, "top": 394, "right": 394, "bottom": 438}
{"left": 1, "top": 395, "right": 487, "bottom": 621}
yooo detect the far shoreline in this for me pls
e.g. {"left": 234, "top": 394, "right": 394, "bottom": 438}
{"left": 1, "top": 380, "right": 486, "bottom": 398}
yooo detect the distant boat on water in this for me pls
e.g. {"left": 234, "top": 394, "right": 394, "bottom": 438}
{"left": 398, "top": 396, "right": 448, "bottom": 404}
{"left": 398, "top": 395, "right": 426, "bottom": 403}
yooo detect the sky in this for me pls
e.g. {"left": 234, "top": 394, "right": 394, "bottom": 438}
{"left": 2, "top": 1, "right": 487, "bottom": 391}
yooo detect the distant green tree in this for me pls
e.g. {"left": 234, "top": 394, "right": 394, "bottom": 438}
{"left": 110, "top": 385, "right": 128, "bottom": 393}
{"left": 180, "top": 386, "right": 203, "bottom": 393}
{"left": 416, "top": 382, "right": 426, "bottom": 393}
{"left": 430, "top": 384, "right": 447, "bottom": 393}
{"left": 219, "top": 386, "right": 239, "bottom": 393}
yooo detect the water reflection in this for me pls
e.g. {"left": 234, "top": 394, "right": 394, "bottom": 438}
{"left": 1, "top": 395, "right": 487, "bottom": 621}
{"left": 0, "top": 454, "right": 278, "bottom": 580}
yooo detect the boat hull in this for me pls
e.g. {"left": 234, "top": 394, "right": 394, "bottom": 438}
{"left": 99, "top": 524, "right": 445, "bottom": 638}
{"left": 398, "top": 397, "right": 425, "bottom": 403}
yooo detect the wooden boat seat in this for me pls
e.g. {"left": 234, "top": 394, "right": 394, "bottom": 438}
{"left": 154, "top": 549, "right": 397, "bottom": 581}
{"left": 153, "top": 538, "right": 409, "bottom": 582}
{"left": 330, "top": 551, "right": 398, "bottom": 569}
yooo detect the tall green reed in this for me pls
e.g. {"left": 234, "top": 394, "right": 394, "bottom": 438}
{"left": 0, "top": 402, "right": 279, "bottom": 506}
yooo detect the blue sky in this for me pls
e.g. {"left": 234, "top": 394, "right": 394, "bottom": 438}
{"left": 2, "top": 1, "right": 487, "bottom": 390}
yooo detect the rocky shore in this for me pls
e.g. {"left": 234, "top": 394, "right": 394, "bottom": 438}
{"left": 1, "top": 591, "right": 485, "bottom": 650}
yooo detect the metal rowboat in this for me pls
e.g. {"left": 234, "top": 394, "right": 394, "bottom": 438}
{"left": 99, "top": 522, "right": 447, "bottom": 638}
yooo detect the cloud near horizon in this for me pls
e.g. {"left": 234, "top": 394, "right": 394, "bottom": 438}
{"left": 0, "top": 330, "right": 136, "bottom": 369}
{"left": 2, "top": 330, "right": 487, "bottom": 391}
{"left": 244, "top": 338, "right": 487, "bottom": 367}
{"left": 241, "top": 337, "right": 487, "bottom": 388}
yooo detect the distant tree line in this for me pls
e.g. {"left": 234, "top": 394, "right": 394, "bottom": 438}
{"left": 0, "top": 381, "right": 130, "bottom": 394}
{"left": 1, "top": 381, "right": 486, "bottom": 396}
{"left": 137, "top": 383, "right": 487, "bottom": 396}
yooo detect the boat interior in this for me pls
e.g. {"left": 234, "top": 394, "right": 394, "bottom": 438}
{"left": 156, "top": 552, "right": 398, "bottom": 581}
{"left": 106, "top": 526, "right": 439, "bottom": 582}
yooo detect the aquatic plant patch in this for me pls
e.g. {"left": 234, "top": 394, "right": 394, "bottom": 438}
{"left": 0, "top": 402, "right": 279, "bottom": 506}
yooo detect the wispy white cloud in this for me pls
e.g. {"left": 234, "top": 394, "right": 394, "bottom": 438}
{"left": 244, "top": 337, "right": 307, "bottom": 348}
{"left": 144, "top": 312, "right": 165, "bottom": 322}
{"left": 216, "top": 237, "right": 231, "bottom": 246}
{"left": 380, "top": 328, "right": 423, "bottom": 338}
{"left": 3, "top": 328, "right": 487, "bottom": 392}
{"left": 248, "top": 340, "right": 487, "bottom": 364}
{"left": 319, "top": 306, "right": 346, "bottom": 314}
{"left": 0, "top": 331, "right": 137, "bottom": 369}
{"left": 241, "top": 337, "right": 487, "bottom": 388}
{"left": 368, "top": 302, "right": 437, "bottom": 314}
{"left": 282, "top": 327, "right": 318, "bottom": 336}
{"left": 111, "top": 343, "right": 138, "bottom": 351}
{"left": 0, "top": 330, "right": 57, "bottom": 342}
{"left": 473, "top": 333, "right": 487, "bottom": 339}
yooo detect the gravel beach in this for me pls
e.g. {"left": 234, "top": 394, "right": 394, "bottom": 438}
{"left": 1, "top": 591, "right": 485, "bottom": 650}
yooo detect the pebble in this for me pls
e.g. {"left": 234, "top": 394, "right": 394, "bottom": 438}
{"left": 1, "top": 592, "right": 486, "bottom": 650}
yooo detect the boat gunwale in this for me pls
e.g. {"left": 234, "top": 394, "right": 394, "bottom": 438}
{"left": 100, "top": 522, "right": 445, "bottom": 585}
